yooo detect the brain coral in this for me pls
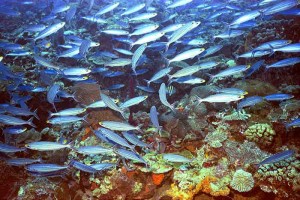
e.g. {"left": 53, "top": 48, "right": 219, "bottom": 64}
{"left": 230, "top": 169, "right": 254, "bottom": 192}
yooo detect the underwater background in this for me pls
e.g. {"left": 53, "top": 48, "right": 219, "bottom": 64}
{"left": 0, "top": 0, "right": 300, "bottom": 199}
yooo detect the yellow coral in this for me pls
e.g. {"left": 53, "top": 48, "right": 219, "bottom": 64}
{"left": 167, "top": 176, "right": 226, "bottom": 200}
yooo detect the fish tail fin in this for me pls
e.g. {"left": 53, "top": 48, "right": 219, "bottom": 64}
{"left": 82, "top": 114, "right": 89, "bottom": 123}
{"left": 144, "top": 79, "right": 150, "bottom": 87}
{"left": 136, "top": 124, "right": 143, "bottom": 133}
{"left": 165, "top": 43, "right": 169, "bottom": 52}
{"left": 27, "top": 117, "right": 36, "bottom": 128}
{"left": 206, "top": 73, "right": 214, "bottom": 83}
{"left": 33, "top": 108, "right": 40, "bottom": 120}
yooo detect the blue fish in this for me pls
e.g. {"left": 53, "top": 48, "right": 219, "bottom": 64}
{"left": 258, "top": 150, "right": 295, "bottom": 166}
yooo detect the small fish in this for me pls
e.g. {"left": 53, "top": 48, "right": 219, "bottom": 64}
{"left": 96, "top": 2, "right": 119, "bottom": 15}
{"left": 62, "top": 68, "right": 91, "bottom": 76}
{"left": 3, "top": 126, "right": 27, "bottom": 135}
{"left": 258, "top": 150, "right": 294, "bottom": 166}
{"left": 217, "top": 88, "right": 248, "bottom": 96}
{"left": 0, "top": 114, "right": 36, "bottom": 127}
{"left": 26, "top": 141, "right": 72, "bottom": 151}
{"left": 47, "top": 115, "right": 87, "bottom": 124}
{"left": 100, "top": 93, "right": 125, "bottom": 118}
{"left": 132, "top": 44, "right": 147, "bottom": 74}
{"left": 285, "top": 118, "right": 300, "bottom": 129}
{"left": 244, "top": 60, "right": 265, "bottom": 79}
{"left": 209, "top": 65, "right": 250, "bottom": 80}
{"left": 159, "top": 83, "right": 174, "bottom": 111}
{"left": 145, "top": 68, "right": 171, "bottom": 87}
{"left": 106, "top": 84, "right": 125, "bottom": 90}
{"left": 0, "top": 143, "right": 25, "bottom": 153}
{"left": 48, "top": 108, "right": 86, "bottom": 117}
{"left": 115, "top": 148, "right": 147, "bottom": 165}
{"left": 264, "top": 93, "right": 294, "bottom": 101}
{"left": 104, "top": 58, "right": 132, "bottom": 67}
{"left": 98, "top": 128, "right": 134, "bottom": 150}
{"left": 47, "top": 84, "right": 60, "bottom": 111}
{"left": 122, "top": 131, "right": 149, "bottom": 148}
{"left": 6, "top": 158, "right": 42, "bottom": 166}
{"left": 136, "top": 85, "right": 156, "bottom": 93}
{"left": 169, "top": 76, "right": 205, "bottom": 85}
{"left": 167, "top": 0, "right": 193, "bottom": 9}
{"left": 273, "top": 43, "right": 300, "bottom": 53}
{"left": 167, "top": 48, "right": 205, "bottom": 66}
{"left": 26, "top": 163, "right": 68, "bottom": 173}
{"left": 120, "top": 96, "right": 148, "bottom": 109}
{"left": 34, "top": 55, "right": 60, "bottom": 70}
{"left": 237, "top": 96, "right": 263, "bottom": 110}
{"left": 90, "top": 163, "right": 116, "bottom": 171}
{"left": 263, "top": 0, "right": 299, "bottom": 16}
{"left": 265, "top": 57, "right": 300, "bottom": 69}
{"left": 163, "top": 153, "right": 192, "bottom": 163}
{"left": 121, "top": 3, "right": 146, "bottom": 16}
{"left": 197, "top": 93, "right": 244, "bottom": 103}
{"left": 34, "top": 22, "right": 65, "bottom": 41}
{"left": 99, "top": 121, "right": 142, "bottom": 132}
{"left": 129, "top": 12, "right": 157, "bottom": 21}
{"left": 102, "top": 29, "right": 129, "bottom": 36}
{"left": 76, "top": 146, "right": 113, "bottom": 155}
{"left": 230, "top": 10, "right": 261, "bottom": 26}
{"left": 150, "top": 106, "right": 161, "bottom": 132}
{"left": 199, "top": 45, "right": 223, "bottom": 58}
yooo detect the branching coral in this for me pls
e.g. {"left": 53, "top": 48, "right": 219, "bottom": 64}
{"left": 244, "top": 123, "right": 276, "bottom": 147}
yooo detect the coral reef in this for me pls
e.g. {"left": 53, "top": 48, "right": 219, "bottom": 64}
{"left": 204, "top": 124, "right": 228, "bottom": 148}
{"left": 230, "top": 169, "right": 254, "bottom": 192}
{"left": 255, "top": 153, "right": 300, "bottom": 198}
{"left": 244, "top": 123, "right": 276, "bottom": 147}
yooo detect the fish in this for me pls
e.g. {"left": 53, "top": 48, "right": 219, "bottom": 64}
{"left": 122, "top": 131, "right": 150, "bottom": 148}
{"left": 114, "top": 148, "right": 147, "bottom": 165}
{"left": 6, "top": 158, "right": 42, "bottom": 166}
{"left": 26, "top": 163, "right": 68, "bottom": 173}
{"left": 34, "top": 22, "right": 65, "bottom": 41}
{"left": 48, "top": 108, "right": 86, "bottom": 118}
{"left": 230, "top": 10, "right": 261, "bottom": 26}
{"left": 167, "top": 0, "right": 193, "bottom": 9}
{"left": 209, "top": 65, "right": 250, "bottom": 80}
{"left": 0, "top": 143, "right": 26, "bottom": 153}
{"left": 150, "top": 106, "right": 161, "bottom": 132}
{"left": 166, "top": 48, "right": 205, "bottom": 66}
{"left": 76, "top": 146, "right": 113, "bottom": 155}
{"left": 0, "top": 114, "right": 36, "bottom": 127}
{"left": 273, "top": 43, "right": 300, "bottom": 53}
{"left": 145, "top": 68, "right": 171, "bottom": 87}
{"left": 47, "top": 115, "right": 88, "bottom": 124}
{"left": 34, "top": 55, "right": 60, "bottom": 70}
{"left": 237, "top": 96, "right": 264, "bottom": 110}
{"left": 216, "top": 88, "right": 248, "bottom": 96}
{"left": 166, "top": 21, "right": 201, "bottom": 50}
{"left": 132, "top": 44, "right": 147, "bottom": 74}
{"left": 104, "top": 58, "right": 132, "bottom": 67}
{"left": 244, "top": 60, "right": 265, "bottom": 79}
{"left": 263, "top": 0, "right": 299, "bottom": 16}
{"left": 99, "top": 121, "right": 142, "bottom": 132}
{"left": 90, "top": 163, "right": 116, "bottom": 171}
{"left": 121, "top": 3, "right": 146, "bottom": 16}
{"left": 265, "top": 57, "right": 300, "bottom": 69}
{"left": 159, "top": 83, "right": 175, "bottom": 111}
{"left": 3, "top": 126, "right": 27, "bottom": 135}
{"left": 25, "top": 141, "right": 72, "bottom": 151}
{"left": 130, "top": 31, "right": 165, "bottom": 49}
{"left": 264, "top": 93, "right": 294, "bottom": 101}
{"left": 258, "top": 150, "right": 295, "bottom": 166}
{"left": 98, "top": 128, "right": 134, "bottom": 150}
{"left": 197, "top": 93, "right": 244, "bottom": 103}
{"left": 129, "top": 24, "right": 159, "bottom": 36}
{"left": 129, "top": 13, "right": 157, "bottom": 21}
{"left": 95, "top": 2, "right": 120, "bottom": 15}
{"left": 285, "top": 118, "right": 300, "bottom": 129}
{"left": 163, "top": 153, "right": 192, "bottom": 163}
{"left": 169, "top": 76, "right": 205, "bottom": 85}
{"left": 102, "top": 29, "right": 129, "bottom": 36}
{"left": 47, "top": 84, "right": 60, "bottom": 111}
{"left": 62, "top": 68, "right": 91, "bottom": 76}
{"left": 69, "top": 160, "right": 97, "bottom": 173}
{"left": 120, "top": 96, "right": 148, "bottom": 108}
{"left": 100, "top": 93, "right": 125, "bottom": 118}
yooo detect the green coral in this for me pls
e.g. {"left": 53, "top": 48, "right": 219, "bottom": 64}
{"left": 140, "top": 152, "right": 173, "bottom": 173}
{"left": 204, "top": 125, "right": 228, "bottom": 148}
{"left": 217, "top": 109, "right": 251, "bottom": 121}
{"left": 244, "top": 123, "right": 275, "bottom": 147}
{"left": 132, "top": 182, "right": 143, "bottom": 194}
